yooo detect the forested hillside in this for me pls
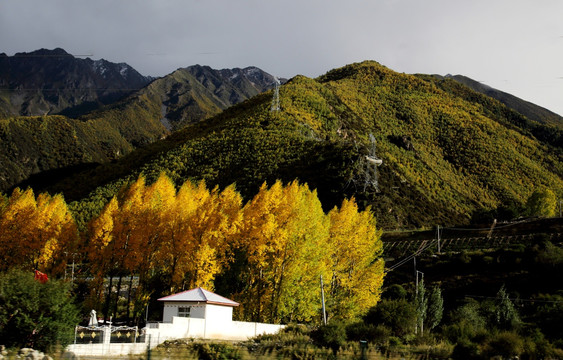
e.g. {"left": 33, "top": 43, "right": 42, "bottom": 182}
{"left": 123, "top": 64, "right": 281, "bottom": 131}
{"left": 440, "top": 74, "right": 563, "bottom": 129}
{"left": 44, "top": 61, "right": 562, "bottom": 230}
{"left": 0, "top": 59, "right": 279, "bottom": 193}
{"left": 0, "top": 48, "right": 152, "bottom": 117}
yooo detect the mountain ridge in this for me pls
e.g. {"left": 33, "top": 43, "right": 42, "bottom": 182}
{"left": 0, "top": 48, "right": 152, "bottom": 117}
{"left": 438, "top": 74, "right": 563, "bottom": 128}
{"left": 41, "top": 60, "right": 562, "bottom": 230}
{"left": 0, "top": 52, "right": 281, "bottom": 192}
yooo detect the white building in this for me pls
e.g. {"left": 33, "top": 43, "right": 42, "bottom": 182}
{"left": 67, "top": 287, "right": 284, "bottom": 357}
{"left": 154, "top": 287, "right": 284, "bottom": 341}
{"left": 159, "top": 287, "right": 239, "bottom": 324}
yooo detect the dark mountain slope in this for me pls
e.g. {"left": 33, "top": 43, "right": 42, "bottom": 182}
{"left": 0, "top": 48, "right": 152, "bottom": 117}
{"left": 131, "top": 65, "right": 280, "bottom": 131}
{"left": 435, "top": 74, "right": 563, "bottom": 128}
{"left": 0, "top": 61, "right": 280, "bottom": 192}
{"left": 46, "top": 61, "right": 562, "bottom": 230}
{"left": 419, "top": 74, "right": 563, "bottom": 148}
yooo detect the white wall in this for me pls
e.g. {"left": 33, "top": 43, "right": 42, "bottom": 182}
{"left": 67, "top": 342, "right": 150, "bottom": 357}
{"left": 161, "top": 302, "right": 230, "bottom": 323}
{"left": 66, "top": 310, "right": 285, "bottom": 356}
{"left": 150, "top": 316, "right": 284, "bottom": 342}
{"left": 205, "top": 304, "right": 233, "bottom": 323}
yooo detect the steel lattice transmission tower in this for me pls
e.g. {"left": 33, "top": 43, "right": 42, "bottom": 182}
{"left": 271, "top": 77, "right": 280, "bottom": 112}
{"left": 364, "top": 133, "right": 383, "bottom": 192}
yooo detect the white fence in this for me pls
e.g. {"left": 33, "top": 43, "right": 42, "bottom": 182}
{"left": 67, "top": 325, "right": 149, "bottom": 356}
{"left": 66, "top": 317, "right": 285, "bottom": 356}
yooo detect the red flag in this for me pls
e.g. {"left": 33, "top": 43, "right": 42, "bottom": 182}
{"left": 34, "top": 270, "right": 48, "bottom": 283}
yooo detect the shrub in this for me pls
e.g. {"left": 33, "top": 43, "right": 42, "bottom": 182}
{"left": 0, "top": 268, "right": 80, "bottom": 352}
{"left": 191, "top": 342, "right": 242, "bottom": 360}
{"left": 444, "top": 299, "right": 487, "bottom": 343}
{"left": 364, "top": 299, "right": 416, "bottom": 338}
{"left": 383, "top": 284, "right": 408, "bottom": 300}
{"left": 451, "top": 339, "right": 480, "bottom": 360}
{"left": 346, "top": 322, "right": 391, "bottom": 345}
{"left": 311, "top": 322, "right": 347, "bottom": 355}
{"left": 482, "top": 331, "right": 524, "bottom": 359}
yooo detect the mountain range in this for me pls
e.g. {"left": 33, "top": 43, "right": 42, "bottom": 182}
{"left": 0, "top": 48, "right": 152, "bottom": 117}
{"left": 440, "top": 74, "right": 563, "bottom": 129}
{"left": 0, "top": 49, "right": 280, "bottom": 192}
{"left": 43, "top": 61, "right": 563, "bottom": 230}
{"left": 1, "top": 50, "right": 561, "bottom": 230}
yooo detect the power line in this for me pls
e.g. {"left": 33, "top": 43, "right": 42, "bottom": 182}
{"left": 444, "top": 218, "right": 537, "bottom": 231}
{"left": 464, "top": 295, "right": 563, "bottom": 304}
{"left": 385, "top": 239, "right": 436, "bottom": 272}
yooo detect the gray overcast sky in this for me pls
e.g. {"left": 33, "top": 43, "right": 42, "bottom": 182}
{"left": 2, "top": 0, "right": 563, "bottom": 116}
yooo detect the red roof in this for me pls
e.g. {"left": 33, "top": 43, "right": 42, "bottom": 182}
{"left": 157, "top": 287, "right": 239, "bottom": 307}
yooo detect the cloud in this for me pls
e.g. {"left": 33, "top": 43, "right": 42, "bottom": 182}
{"left": 1, "top": 0, "right": 563, "bottom": 115}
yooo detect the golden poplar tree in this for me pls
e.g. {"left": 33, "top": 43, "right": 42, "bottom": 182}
{"left": 87, "top": 196, "right": 119, "bottom": 303}
{"left": 157, "top": 180, "right": 203, "bottom": 291}
{"left": 128, "top": 173, "right": 176, "bottom": 282}
{"left": 0, "top": 189, "right": 77, "bottom": 274}
{"left": 154, "top": 179, "right": 242, "bottom": 293}
{"left": 0, "top": 188, "right": 38, "bottom": 271}
{"left": 327, "top": 198, "right": 385, "bottom": 320}
{"left": 238, "top": 181, "right": 329, "bottom": 323}
{"left": 34, "top": 193, "right": 78, "bottom": 274}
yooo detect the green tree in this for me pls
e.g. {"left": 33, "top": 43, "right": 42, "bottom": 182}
{"left": 0, "top": 268, "right": 79, "bottom": 352}
{"left": 493, "top": 285, "right": 520, "bottom": 329}
{"left": 526, "top": 188, "right": 557, "bottom": 217}
{"left": 415, "top": 278, "right": 428, "bottom": 335}
{"left": 364, "top": 299, "right": 416, "bottom": 338}
{"left": 425, "top": 285, "right": 444, "bottom": 332}
{"left": 444, "top": 299, "right": 487, "bottom": 343}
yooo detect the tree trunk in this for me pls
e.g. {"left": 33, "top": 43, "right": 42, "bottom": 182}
{"left": 113, "top": 274, "right": 123, "bottom": 321}
{"left": 103, "top": 274, "right": 114, "bottom": 322}
{"left": 125, "top": 273, "right": 134, "bottom": 325}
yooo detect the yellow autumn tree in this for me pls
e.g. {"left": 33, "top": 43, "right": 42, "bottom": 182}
{"left": 86, "top": 176, "right": 149, "bottom": 320}
{"left": 128, "top": 174, "right": 176, "bottom": 283}
{"left": 0, "top": 189, "right": 77, "bottom": 275}
{"left": 87, "top": 196, "right": 119, "bottom": 308}
{"left": 237, "top": 180, "right": 330, "bottom": 323}
{"left": 162, "top": 181, "right": 242, "bottom": 291}
{"left": 157, "top": 180, "right": 204, "bottom": 291}
{"left": 34, "top": 192, "right": 78, "bottom": 275}
{"left": 0, "top": 188, "right": 38, "bottom": 271}
{"left": 327, "top": 198, "right": 385, "bottom": 320}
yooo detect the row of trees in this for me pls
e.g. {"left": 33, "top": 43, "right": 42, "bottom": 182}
{"left": 0, "top": 174, "right": 385, "bottom": 324}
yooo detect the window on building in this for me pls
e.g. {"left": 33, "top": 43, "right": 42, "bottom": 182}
{"left": 178, "top": 306, "right": 191, "bottom": 318}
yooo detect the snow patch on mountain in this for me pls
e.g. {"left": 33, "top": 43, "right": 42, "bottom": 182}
{"left": 92, "top": 60, "right": 108, "bottom": 77}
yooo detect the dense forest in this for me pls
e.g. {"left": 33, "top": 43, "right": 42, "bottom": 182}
{"left": 0, "top": 175, "right": 384, "bottom": 326}
{"left": 30, "top": 60, "right": 562, "bottom": 232}
{"left": 0, "top": 60, "right": 561, "bottom": 358}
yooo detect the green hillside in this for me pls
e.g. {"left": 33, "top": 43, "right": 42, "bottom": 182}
{"left": 126, "top": 65, "right": 278, "bottom": 131}
{"left": 50, "top": 61, "right": 562, "bottom": 230}
{"left": 441, "top": 74, "right": 563, "bottom": 129}
{"left": 0, "top": 95, "right": 167, "bottom": 192}
{"left": 1, "top": 65, "right": 278, "bottom": 193}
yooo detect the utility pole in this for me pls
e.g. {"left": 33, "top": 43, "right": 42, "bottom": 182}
{"left": 413, "top": 256, "right": 417, "bottom": 282}
{"left": 415, "top": 270, "right": 424, "bottom": 335}
{"left": 320, "top": 275, "right": 327, "bottom": 325}
{"left": 487, "top": 219, "right": 497, "bottom": 239}
{"left": 436, "top": 225, "right": 441, "bottom": 254}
